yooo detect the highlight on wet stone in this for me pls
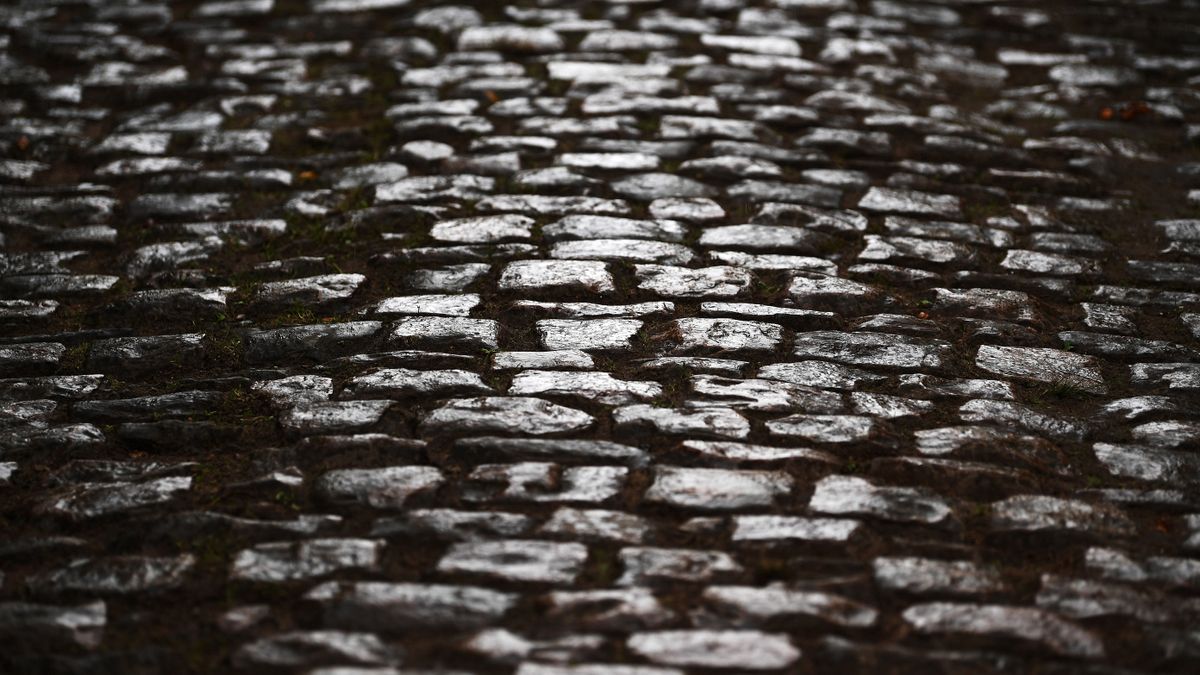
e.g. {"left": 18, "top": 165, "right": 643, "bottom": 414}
{"left": 1, "top": 0, "right": 1199, "bottom": 673}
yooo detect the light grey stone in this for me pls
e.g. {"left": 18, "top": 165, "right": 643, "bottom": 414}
{"left": 1093, "top": 443, "right": 1200, "bottom": 485}
{"left": 281, "top": 400, "right": 392, "bottom": 435}
{"left": 1097, "top": 396, "right": 1182, "bottom": 421}
{"left": 537, "top": 319, "right": 642, "bottom": 351}
{"left": 437, "top": 540, "right": 588, "bottom": 584}
{"left": 579, "top": 30, "right": 677, "bottom": 52}
{"left": 683, "top": 156, "right": 783, "bottom": 180}
{"left": 401, "top": 140, "right": 455, "bottom": 162}
{"left": 333, "top": 163, "right": 408, "bottom": 189}
{"left": 858, "top": 187, "right": 963, "bottom": 219}
{"left": 582, "top": 95, "right": 717, "bottom": 116}
{"left": 902, "top": 603, "right": 1104, "bottom": 658}
{"left": 455, "top": 436, "right": 647, "bottom": 466}
{"left": 897, "top": 374, "right": 1015, "bottom": 401}
{"left": 560, "top": 153, "right": 660, "bottom": 171}
{"left": 126, "top": 238, "right": 223, "bottom": 279}
{"left": 1036, "top": 574, "right": 1173, "bottom": 623}
{"left": 376, "top": 175, "right": 494, "bottom": 203}
{"left": 613, "top": 405, "right": 749, "bottom": 439}
{"left": 422, "top": 397, "right": 594, "bottom": 436}
{"left": 1060, "top": 330, "right": 1198, "bottom": 361}
{"left": 679, "top": 440, "right": 836, "bottom": 465}
{"left": 347, "top": 368, "right": 492, "bottom": 398}
{"left": 1001, "top": 250, "right": 1100, "bottom": 276}
{"left": 549, "top": 62, "right": 672, "bottom": 82}
{"left": 958, "top": 400, "right": 1088, "bottom": 442}
{"left": 372, "top": 508, "right": 534, "bottom": 542}
{"left": 700, "top": 225, "right": 829, "bottom": 252}
{"left": 1132, "top": 420, "right": 1200, "bottom": 448}
{"left": 315, "top": 467, "right": 444, "bottom": 509}
{"left": 391, "top": 317, "right": 498, "bottom": 350}
{"left": 539, "top": 508, "right": 651, "bottom": 544}
{"left": 303, "top": 581, "right": 517, "bottom": 630}
{"left": 457, "top": 25, "right": 563, "bottom": 52}
{"left": 809, "top": 476, "right": 951, "bottom": 524}
{"left": 701, "top": 34, "right": 801, "bottom": 56}
{"left": 38, "top": 476, "right": 192, "bottom": 520}
{"left": 990, "top": 495, "right": 1135, "bottom": 537}
{"left": 644, "top": 467, "right": 793, "bottom": 510}
{"left": 465, "top": 463, "right": 626, "bottom": 504}
{"left": 638, "top": 357, "right": 748, "bottom": 377}
{"left": 850, "top": 392, "right": 934, "bottom": 419}
{"left": 707, "top": 252, "right": 838, "bottom": 275}
{"left": 365, "top": 294, "right": 480, "bottom": 317}
{"left": 703, "top": 304, "right": 833, "bottom": 327}
{"left": 649, "top": 198, "right": 725, "bottom": 222}
{"left": 230, "top": 539, "right": 384, "bottom": 582}
{"left": 759, "top": 361, "right": 886, "bottom": 390}
{"left": 500, "top": 261, "right": 614, "bottom": 294}
{"left": 232, "top": 630, "right": 400, "bottom": 669}
{"left": 478, "top": 195, "right": 630, "bottom": 216}
{"left": 462, "top": 628, "right": 605, "bottom": 665}
{"left": 509, "top": 371, "right": 660, "bottom": 405}
{"left": 793, "top": 331, "right": 950, "bottom": 369}
{"left": 670, "top": 318, "right": 782, "bottom": 353}
{"left": 766, "top": 414, "right": 877, "bottom": 443}
{"left": 690, "top": 374, "right": 842, "bottom": 412}
{"left": 635, "top": 265, "right": 752, "bottom": 298}
{"left": 1130, "top": 363, "right": 1200, "bottom": 391}
{"left": 726, "top": 180, "right": 841, "bottom": 207}
{"left": 617, "top": 547, "right": 742, "bottom": 586}
{"left": 515, "top": 301, "right": 673, "bottom": 319}
{"left": 542, "top": 589, "right": 676, "bottom": 632}
{"left": 432, "top": 215, "right": 534, "bottom": 243}
{"left": 551, "top": 239, "right": 695, "bottom": 265}
{"left": 28, "top": 554, "right": 195, "bottom": 596}
{"left": 975, "top": 345, "right": 1106, "bottom": 394}
{"left": 859, "top": 235, "right": 976, "bottom": 267}
{"left": 543, "top": 216, "right": 685, "bottom": 243}
{"left": 874, "top": 557, "right": 1006, "bottom": 596}
{"left": 699, "top": 585, "right": 878, "bottom": 627}
{"left": 493, "top": 351, "right": 595, "bottom": 370}
{"left": 407, "top": 263, "right": 490, "bottom": 292}
{"left": 627, "top": 630, "right": 799, "bottom": 669}
{"left": 246, "top": 322, "right": 381, "bottom": 363}
{"left": 0, "top": 375, "right": 103, "bottom": 401}
{"left": 730, "top": 515, "right": 863, "bottom": 543}
{"left": 256, "top": 274, "right": 365, "bottom": 306}
{"left": 0, "top": 342, "right": 64, "bottom": 373}
{"left": 1049, "top": 64, "right": 1139, "bottom": 87}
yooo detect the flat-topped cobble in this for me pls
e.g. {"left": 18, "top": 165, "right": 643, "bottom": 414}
{"left": 2, "top": 0, "right": 1200, "bottom": 672}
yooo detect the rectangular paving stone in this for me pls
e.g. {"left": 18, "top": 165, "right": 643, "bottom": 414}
{"left": 437, "top": 540, "right": 588, "bottom": 584}
{"left": 6, "top": 1, "right": 1200, "bottom": 670}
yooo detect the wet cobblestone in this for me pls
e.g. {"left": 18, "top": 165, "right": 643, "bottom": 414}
{"left": 2, "top": 0, "right": 1200, "bottom": 672}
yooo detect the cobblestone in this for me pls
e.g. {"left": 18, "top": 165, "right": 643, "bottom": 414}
{"left": 2, "top": 0, "right": 1199, "bottom": 672}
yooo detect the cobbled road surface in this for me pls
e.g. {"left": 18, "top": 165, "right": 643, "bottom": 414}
{"left": 2, "top": 0, "right": 1200, "bottom": 672}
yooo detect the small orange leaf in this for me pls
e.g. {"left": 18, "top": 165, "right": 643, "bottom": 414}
{"left": 298, "top": 170, "right": 318, "bottom": 181}
{"left": 15, "top": 135, "right": 29, "bottom": 151}
{"left": 484, "top": 90, "right": 499, "bottom": 103}
{"left": 1098, "top": 107, "right": 1114, "bottom": 121}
